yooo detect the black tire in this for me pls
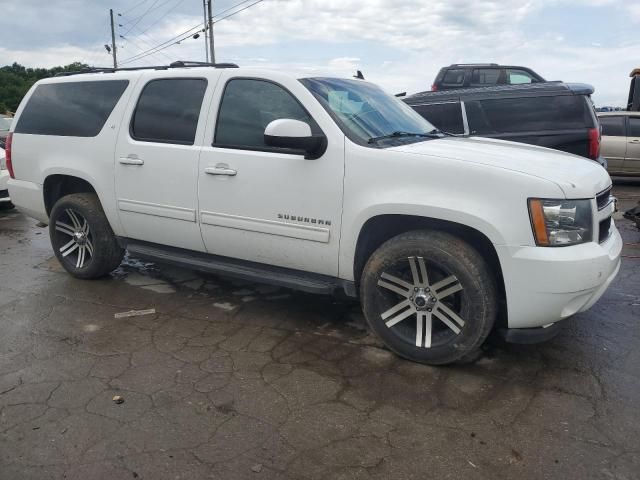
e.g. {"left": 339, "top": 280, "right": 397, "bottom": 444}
{"left": 49, "top": 193, "right": 124, "bottom": 279}
{"left": 0, "top": 200, "right": 14, "bottom": 211}
{"left": 360, "top": 230, "right": 497, "bottom": 365}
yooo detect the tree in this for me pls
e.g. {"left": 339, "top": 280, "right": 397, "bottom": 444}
{"left": 0, "top": 62, "right": 89, "bottom": 113}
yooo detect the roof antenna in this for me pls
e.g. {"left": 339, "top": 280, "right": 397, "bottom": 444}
{"left": 354, "top": 70, "right": 365, "bottom": 80}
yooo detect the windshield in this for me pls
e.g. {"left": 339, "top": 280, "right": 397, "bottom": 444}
{"left": 300, "top": 77, "right": 437, "bottom": 147}
{"left": 0, "top": 117, "right": 12, "bottom": 131}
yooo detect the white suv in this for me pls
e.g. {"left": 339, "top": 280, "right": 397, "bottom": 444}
{"left": 6, "top": 63, "right": 621, "bottom": 365}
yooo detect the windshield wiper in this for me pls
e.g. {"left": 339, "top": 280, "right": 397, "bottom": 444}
{"left": 433, "top": 128, "right": 466, "bottom": 137}
{"left": 367, "top": 130, "right": 441, "bottom": 144}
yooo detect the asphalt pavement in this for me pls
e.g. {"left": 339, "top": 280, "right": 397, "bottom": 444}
{"left": 0, "top": 182, "right": 638, "bottom": 480}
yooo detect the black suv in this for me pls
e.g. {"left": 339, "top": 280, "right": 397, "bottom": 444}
{"left": 404, "top": 82, "right": 604, "bottom": 166}
{"left": 432, "top": 64, "right": 545, "bottom": 91}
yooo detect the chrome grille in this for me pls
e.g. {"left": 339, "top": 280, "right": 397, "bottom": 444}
{"left": 596, "top": 186, "right": 612, "bottom": 211}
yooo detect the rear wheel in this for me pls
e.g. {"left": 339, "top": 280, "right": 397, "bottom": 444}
{"left": 360, "top": 230, "right": 497, "bottom": 365}
{"left": 49, "top": 193, "right": 124, "bottom": 279}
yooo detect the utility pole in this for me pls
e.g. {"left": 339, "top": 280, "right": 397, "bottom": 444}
{"left": 207, "top": 0, "right": 215, "bottom": 64}
{"left": 109, "top": 8, "right": 118, "bottom": 68}
{"left": 202, "top": 0, "right": 209, "bottom": 62}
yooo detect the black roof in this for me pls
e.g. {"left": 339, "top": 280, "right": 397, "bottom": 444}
{"left": 404, "top": 81, "right": 594, "bottom": 105}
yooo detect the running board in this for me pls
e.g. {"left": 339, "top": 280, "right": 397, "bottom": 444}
{"left": 121, "top": 238, "right": 355, "bottom": 296}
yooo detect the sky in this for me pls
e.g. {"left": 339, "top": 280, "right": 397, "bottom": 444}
{"left": 0, "top": 0, "right": 638, "bottom": 106}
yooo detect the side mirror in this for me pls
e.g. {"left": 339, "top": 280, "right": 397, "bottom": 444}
{"left": 264, "top": 119, "right": 327, "bottom": 160}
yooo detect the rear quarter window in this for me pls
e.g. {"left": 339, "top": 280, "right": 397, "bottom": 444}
{"left": 471, "top": 68, "right": 501, "bottom": 86}
{"left": 15, "top": 80, "right": 129, "bottom": 137}
{"left": 466, "top": 95, "right": 593, "bottom": 134}
{"left": 411, "top": 102, "right": 464, "bottom": 134}
{"left": 441, "top": 69, "right": 465, "bottom": 87}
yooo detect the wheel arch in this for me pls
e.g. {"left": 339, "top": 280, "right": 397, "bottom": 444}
{"left": 43, "top": 174, "right": 98, "bottom": 216}
{"left": 352, "top": 214, "right": 507, "bottom": 327}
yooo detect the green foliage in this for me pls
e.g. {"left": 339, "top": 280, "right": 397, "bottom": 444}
{"left": 0, "top": 62, "right": 89, "bottom": 113}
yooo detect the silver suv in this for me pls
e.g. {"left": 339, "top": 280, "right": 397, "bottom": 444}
{"left": 599, "top": 111, "right": 640, "bottom": 176}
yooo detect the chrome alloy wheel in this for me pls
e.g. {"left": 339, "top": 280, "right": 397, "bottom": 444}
{"left": 377, "top": 256, "right": 465, "bottom": 348}
{"left": 54, "top": 209, "right": 94, "bottom": 269}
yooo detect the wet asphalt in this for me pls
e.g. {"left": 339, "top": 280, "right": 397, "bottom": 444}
{"left": 0, "top": 181, "right": 639, "bottom": 480}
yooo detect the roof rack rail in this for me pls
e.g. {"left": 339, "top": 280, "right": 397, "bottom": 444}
{"left": 449, "top": 63, "right": 499, "bottom": 67}
{"left": 55, "top": 61, "right": 239, "bottom": 77}
{"left": 169, "top": 60, "right": 238, "bottom": 68}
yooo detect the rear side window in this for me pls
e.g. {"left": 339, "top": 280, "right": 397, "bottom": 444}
{"left": 411, "top": 102, "right": 464, "bottom": 134}
{"left": 466, "top": 95, "right": 592, "bottom": 134}
{"left": 215, "top": 78, "right": 314, "bottom": 149}
{"left": 15, "top": 80, "right": 128, "bottom": 137}
{"left": 629, "top": 117, "right": 640, "bottom": 137}
{"left": 506, "top": 69, "right": 535, "bottom": 84}
{"left": 441, "top": 69, "right": 465, "bottom": 87}
{"left": 599, "top": 116, "right": 625, "bottom": 136}
{"left": 471, "top": 69, "right": 500, "bottom": 86}
{"left": 131, "top": 78, "right": 207, "bottom": 145}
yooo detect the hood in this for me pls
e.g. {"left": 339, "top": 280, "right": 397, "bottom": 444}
{"left": 389, "top": 136, "right": 611, "bottom": 198}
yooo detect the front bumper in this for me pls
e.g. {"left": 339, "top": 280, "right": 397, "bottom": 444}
{"left": 496, "top": 223, "right": 622, "bottom": 329}
{"left": 499, "top": 321, "right": 564, "bottom": 344}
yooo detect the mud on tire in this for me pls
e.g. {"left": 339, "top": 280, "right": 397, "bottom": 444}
{"left": 49, "top": 193, "right": 124, "bottom": 279}
{"left": 360, "top": 230, "right": 498, "bottom": 365}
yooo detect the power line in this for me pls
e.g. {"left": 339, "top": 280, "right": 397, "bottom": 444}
{"left": 119, "top": 0, "right": 267, "bottom": 66}
{"left": 119, "top": 23, "right": 204, "bottom": 65}
{"left": 218, "top": 0, "right": 264, "bottom": 22}
{"left": 120, "top": 31, "right": 173, "bottom": 63}
{"left": 119, "top": 24, "right": 203, "bottom": 64}
{"left": 213, "top": 0, "right": 264, "bottom": 24}
{"left": 120, "top": 0, "right": 151, "bottom": 17}
{"left": 213, "top": 0, "right": 254, "bottom": 19}
{"left": 122, "top": 39, "right": 164, "bottom": 65}
{"left": 118, "top": 0, "right": 164, "bottom": 26}
{"left": 122, "top": 0, "right": 162, "bottom": 35}
{"left": 119, "top": 21, "right": 175, "bottom": 61}
{"left": 137, "top": 0, "right": 187, "bottom": 36}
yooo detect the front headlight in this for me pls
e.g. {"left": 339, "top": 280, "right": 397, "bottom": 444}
{"left": 528, "top": 198, "right": 593, "bottom": 246}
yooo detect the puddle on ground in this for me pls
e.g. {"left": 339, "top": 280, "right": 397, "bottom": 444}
{"left": 140, "top": 283, "right": 176, "bottom": 294}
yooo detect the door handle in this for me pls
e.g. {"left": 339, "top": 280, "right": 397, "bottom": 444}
{"left": 205, "top": 164, "right": 237, "bottom": 176}
{"left": 629, "top": 139, "right": 640, "bottom": 144}
{"left": 119, "top": 155, "right": 144, "bottom": 165}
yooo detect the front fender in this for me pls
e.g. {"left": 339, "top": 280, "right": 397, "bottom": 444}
{"left": 338, "top": 141, "right": 564, "bottom": 281}
{"left": 338, "top": 202, "right": 506, "bottom": 282}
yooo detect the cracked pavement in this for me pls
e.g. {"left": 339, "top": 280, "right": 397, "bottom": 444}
{"left": 0, "top": 182, "right": 639, "bottom": 480}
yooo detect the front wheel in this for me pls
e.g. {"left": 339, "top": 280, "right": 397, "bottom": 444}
{"left": 360, "top": 230, "right": 498, "bottom": 365}
{"left": 49, "top": 193, "right": 124, "bottom": 279}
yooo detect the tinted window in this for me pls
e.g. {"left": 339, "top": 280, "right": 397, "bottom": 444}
{"left": 599, "top": 116, "right": 625, "bottom": 137}
{"left": 471, "top": 69, "right": 500, "bottom": 86}
{"left": 442, "top": 69, "right": 465, "bottom": 86}
{"left": 131, "top": 78, "right": 207, "bottom": 145}
{"left": 302, "top": 77, "right": 435, "bottom": 147}
{"left": 629, "top": 117, "right": 640, "bottom": 137}
{"left": 507, "top": 69, "right": 534, "bottom": 84}
{"left": 466, "top": 95, "right": 592, "bottom": 134}
{"left": 411, "top": 102, "right": 464, "bottom": 134}
{"left": 215, "top": 79, "right": 314, "bottom": 148}
{"left": 15, "top": 81, "right": 128, "bottom": 137}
